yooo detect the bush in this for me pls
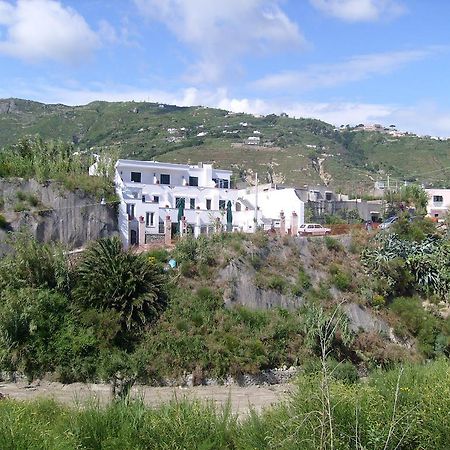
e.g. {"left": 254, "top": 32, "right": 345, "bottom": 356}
{"left": 329, "top": 263, "right": 352, "bottom": 291}
{"left": 389, "top": 297, "right": 446, "bottom": 357}
{"left": 0, "top": 214, "right": 8, "bottom": 229}
{"left": 291, "top": 267, "right": 312, "bottom": 296}
{"left": 324, "top": 236, "right": 343, "bottom": 252}
{"left": 13, "top": 202, "right": 27, "bottom": 212}
{"left": 16, "top": 191, "right": 27, "bottom": 201}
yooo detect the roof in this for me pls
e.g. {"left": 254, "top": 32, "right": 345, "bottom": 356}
{"left": 116, "top": 159, "right": 232, "bottom": 175}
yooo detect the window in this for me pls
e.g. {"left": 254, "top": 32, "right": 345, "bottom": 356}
{"left": 175, "top": 197, "right": 185, "bottom": 208}
{"left": 126, "top": 203, "right": 135, "bottom": 219}
{"left": 219, "top": 200, "right": 226, "bottom": 210}
{"left": 206, "top": 199, "right": 212, "bottom": 210}
{"left": 214, "top": 178, "right": 229, "bottom": 188}
{"left": 142, "top": 195, "right": 146, "bottom": 203}
{"left": 235, "top": 202, "right": 241, "bottom": 211}
{"left": 325, "top": 192, "right": 332, "bottom": 201}
{"left": 189, "top": 176, "right": 198, "bottom": 186}
{"left": 160, "top": 174, "right": 170, "bottom": 185}
{"left": 153, "top": 195, "right": 159, "bottom": 203}
{"left": 190, "top": 198, "right": 196, "bottom": 209}
{"left": 131, "top": 172, "right": 141, "bottom": 183}
{"left": 433, "top": 195, "right": 443, "bottom": 203}
{"left": 145, "top": 212, "right": 155, "bottom": 227}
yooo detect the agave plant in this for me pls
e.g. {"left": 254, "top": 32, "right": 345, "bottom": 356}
{"left": 362, "top": 233, "right": 450, "bottom": 299}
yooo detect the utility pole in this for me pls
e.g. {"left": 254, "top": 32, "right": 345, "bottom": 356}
{"left": 255, "top": 172, "right": 259, "bottom": 227}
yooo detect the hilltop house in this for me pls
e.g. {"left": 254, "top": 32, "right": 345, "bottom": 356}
{"left": 425, "top": 189, "right": 450, "bottom": 220}
{"left": 113, "top": 160, "right": 304, "bottom": 247}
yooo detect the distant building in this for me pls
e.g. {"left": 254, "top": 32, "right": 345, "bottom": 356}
{"left": 246, "top": 136, "right": 260, "bottom": 145}
{"left": 425, "top": 189, "right": 450, "bottom": 220}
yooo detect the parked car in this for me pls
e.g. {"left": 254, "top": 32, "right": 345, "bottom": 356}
{"left": 379, "top": 216, "right": 398, "bottom": 230}
{"left": 299, "top": 223, "right": 331, "bottom": 236}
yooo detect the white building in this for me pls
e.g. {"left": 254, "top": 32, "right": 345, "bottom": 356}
{"left": 113, "top": 159, "right": 304, "bottom": 247}
{"left": 425, "top": 189, "right": 450, "bottom": 220}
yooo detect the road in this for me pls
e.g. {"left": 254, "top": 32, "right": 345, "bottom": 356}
{"left": 0, "top": 381, "right": 293, "bottom": 416}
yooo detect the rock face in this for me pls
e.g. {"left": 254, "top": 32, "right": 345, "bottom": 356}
{"left": 0, "top": 179, "right": 118, "bottom": 252}
{"left": 343, "top": 303, "right": 390, "bottom": 335}
{"left": 221, "top": 259, "right": 304, "bottom": 311}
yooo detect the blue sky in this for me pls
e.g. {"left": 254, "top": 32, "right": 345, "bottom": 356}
{"left": 1, "top": 0, "right": 450, "bottom": 135}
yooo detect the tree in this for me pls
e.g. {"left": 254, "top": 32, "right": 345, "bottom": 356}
{"left": 73, "top": 237, "right": 167, "bottom": 334}
{"left": 0, "top": 288, "right": 68, "bottom": 381}
{"left": 0, "top": 233, "right": 70, "bottom": 295}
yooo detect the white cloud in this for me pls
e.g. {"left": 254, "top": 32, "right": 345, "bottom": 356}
{"left": 134, "top": 0, "right": 305, "bottom": 83}
{"left": 0, "top": 0, "right": 100, "bottom": 63}
{"left": 309, "top": 0, "right": 406, "bottom": 22}
{"left": 253, "top": 48, "right": 440, "bottom": 91}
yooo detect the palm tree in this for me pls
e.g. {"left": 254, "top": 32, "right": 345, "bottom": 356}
{"left": 73, "top": 237, "right": 166, "bottom": 331}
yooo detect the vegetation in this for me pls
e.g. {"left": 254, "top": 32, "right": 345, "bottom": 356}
{"left": 0, "top": 136, "right": 115, "bottom": 198}
{"left": 1, "top": 359, "right": 450, "bottom": 449}
{"left": 2, "top": 99, "right": 450, "bottom": 191}
{"left": 0, "top": 213, "right": 449, "bottom": 449}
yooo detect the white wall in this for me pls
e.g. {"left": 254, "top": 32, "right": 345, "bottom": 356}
{"left": 242, "top": 188, "right": 304, "bottom": 230}
{"left": 116, "top": 160, "right": 231, "bottom": 188}
{"left": 425, "top": 189, "right": 450, "bottom": 219}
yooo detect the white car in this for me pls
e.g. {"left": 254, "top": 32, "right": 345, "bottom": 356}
{"left": 379, "top": 216, "right": 398, "bottom": 230}
{"left": 299, "top": 223, "right": 331, "bottom": 236}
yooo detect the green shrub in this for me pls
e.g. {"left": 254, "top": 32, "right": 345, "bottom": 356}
{"left": 329, "top": 263, "right": 352, "bottom": 291}
{"left": 291, "top": 267, "right": 312, "bottom": 296}
{"left": 16, "top": 191, "right": 27, "bottom": 201}
{"left": 249, "top": 254, "right": 262, "bottom": 270}
{"left": 0, "top": 214, "right": 8, "bottom": 229}
{"left": 390, "top": 297, "right": 449, "bottom": 357}
{"left": 267, "top": 275, "right": 287, "bottom": 293}
{"left": 324, "top": 236, "right": 343, "bottom": 252}
{"left": 13, "top": 201, "right": 27, "bottom": 212}
{"left": 26, "top": 194, "right": 40, "bottom": 207}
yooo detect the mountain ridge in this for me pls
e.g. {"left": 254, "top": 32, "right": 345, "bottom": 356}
{"left": 1, "top": 97, "right": 450, "bottom": 193}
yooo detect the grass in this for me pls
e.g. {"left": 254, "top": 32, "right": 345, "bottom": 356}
{"left": 1, "top": 359, "right": 449, "bottom": 449}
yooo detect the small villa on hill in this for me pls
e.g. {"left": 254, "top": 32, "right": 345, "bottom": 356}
{"left": 113, "top": 159, "right": 304, "bottom": 247}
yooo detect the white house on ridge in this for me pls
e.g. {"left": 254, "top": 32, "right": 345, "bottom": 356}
{"left": 113, "top": 159, "right": 304, "bottom": 247}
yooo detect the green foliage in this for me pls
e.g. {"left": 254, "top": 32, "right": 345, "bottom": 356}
{"left": 173, "top": 235, "right": 215, "bottom": 267}
{"left": 362, "top": 234, "right": 450, "bottom": 298}
{"left": 303, "top": 357, "right": 359, "bottom": 384}
{"left": 2, "top": 361, "right": 450, "bottom": 449}
{"left": 390, "top": 213, "right": 437, "bottom": 242}
{"left": 0, "top": 136, "right": 115, "bottom": 198}
{"left": 0, "top": 288, "right": 69, "bottom": 380}
{"left": 2, "top": 100, "right": 450, "bottom": 192}
{"left": 291, "top": 267, "right": 312, "bottom": 296}
{"left": 329, "top": 263, "right": 352, "bottom": 291}
{"left": 240, "top": 359, "right": 450, "bottom": 449}
{"left": 390, "top": 297, "right": 449, "bottom": 357}
{"left": 324, "top": 236, "right": 344, "bottom": 252}
{"left": 73, "top": 237, "right": 167, "bottom": 333}
{"left": 0, "top": 233, "right": 70, "bottom": 294}
{"left": 0, "top": 213, "right": 8, "bottom": 229}
{"left": 138, "top": 289, "right": 304, "bottom": 380}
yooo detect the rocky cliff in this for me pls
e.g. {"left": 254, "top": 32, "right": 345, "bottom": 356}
{"left": 0, "top": 179, "right": 118, "bottom": 252}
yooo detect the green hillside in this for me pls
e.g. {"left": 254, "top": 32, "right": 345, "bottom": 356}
{"left": 1, "top": 98, "right": 449, "bottom": 193}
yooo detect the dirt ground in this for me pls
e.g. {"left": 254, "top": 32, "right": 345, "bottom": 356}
{"left": 0, "top": 381, "right": 293, "bottom": 416}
